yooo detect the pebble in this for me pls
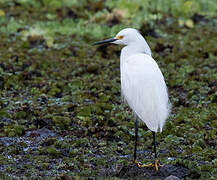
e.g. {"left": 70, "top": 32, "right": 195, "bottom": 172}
{"left": 164, "top": 175, "right": 180, "bottom": 180}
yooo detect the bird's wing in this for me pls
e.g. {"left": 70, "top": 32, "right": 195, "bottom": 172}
{"left": 121, "top": 53, "right": 170, "bottom": 132}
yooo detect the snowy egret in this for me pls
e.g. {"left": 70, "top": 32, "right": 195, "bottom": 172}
{"left": 93, "top": 28, "right": 170, "bottom": 171}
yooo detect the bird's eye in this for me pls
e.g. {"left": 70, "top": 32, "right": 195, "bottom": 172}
{"left": 117, "top": 35, "right": 124, "bottom": 40}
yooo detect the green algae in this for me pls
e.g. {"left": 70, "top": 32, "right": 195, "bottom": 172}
{"left": 4, "top": 123, "right": 25, "bottom": 137}
{"left": 0, "top": 0, "right": 216, "bottom": 179}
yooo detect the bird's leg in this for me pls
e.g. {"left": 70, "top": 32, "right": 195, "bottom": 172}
{"left": 133, "top": 117, "right": 154, "bottom": 168}
{"left": 135, "top": 131, "right": 160, "bottom": 172}
{"left": 153, "top": 131, "right": 160, "bottom": 171}
{"left": 134, "top": 116, "right": 138, "bottom": 163}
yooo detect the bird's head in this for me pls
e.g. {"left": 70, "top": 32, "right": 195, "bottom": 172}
{"left": 93, "top": 28, "right": 142, "bottom": 46}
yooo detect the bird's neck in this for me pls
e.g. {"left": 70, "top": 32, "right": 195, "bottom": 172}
{"left": 120, "top": 41, "right": 152, "bottom": 63}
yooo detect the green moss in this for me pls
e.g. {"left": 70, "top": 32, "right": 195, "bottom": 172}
{"left": 0, "top": 0, "right": 216, "bottom": 178}
{"left": 0, "top": 109, "right": 11, "bottom": 119}
{"left": 69, "top": 149, "right": 79, "bottom": 157}
{"left": 47, "top": 146, "right": 62, "bottom": 157}
{"left": 52, "top": 116, "right": 71, "bottom": 129}
{"left": 4, "top": 123, "right": 25, "bottom": 137}
{"left": 15, "top": 111, "right": 27, "bottom": 119}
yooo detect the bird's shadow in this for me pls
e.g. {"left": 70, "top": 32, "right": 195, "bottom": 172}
{"left": 99, "top": 163, "right": 190, "bottom": 179}
{"left": 116, "top": 163, "right": 190, "bottom": 179}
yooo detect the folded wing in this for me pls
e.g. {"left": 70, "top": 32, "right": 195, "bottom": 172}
{"left": 121, "top": 53, "right": 170, "bottom": 132}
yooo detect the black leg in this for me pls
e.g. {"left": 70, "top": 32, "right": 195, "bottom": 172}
{"left": 152, "top": 131, "right": 157, "bottom": 159}
{"left": 135, "top": 130, "right": 159, "bottom": 171}
{"left": 134, "top": 117, "right": 138, "bottom": 161}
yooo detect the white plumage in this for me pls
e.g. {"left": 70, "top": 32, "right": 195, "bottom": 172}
{"left": 93, "top": 28, "right": 170, "bottom": 132}
{"left": 116, "top": 28, "right": 170, "bottom": 132}
{"left": 93, "top": 28, "right": 171, "bottom": 170}
{"left": 121, "top": 53, "right": 170, "bottom": 132}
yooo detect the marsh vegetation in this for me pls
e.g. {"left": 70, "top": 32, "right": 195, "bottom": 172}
{"left": 0, "top": 0, "right": 216, "bottom": 179}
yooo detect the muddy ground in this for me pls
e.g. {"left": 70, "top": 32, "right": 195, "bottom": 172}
{"left": 0, "top": 0, "right": 217, "bottom": 179}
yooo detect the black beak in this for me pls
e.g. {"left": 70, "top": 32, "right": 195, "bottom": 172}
{"left": 92, "top": 38, "right": 117, "bottom": 46}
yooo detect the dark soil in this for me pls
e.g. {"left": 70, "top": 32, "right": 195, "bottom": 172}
{"left": 116, "top": 164, "right": 189, "bottom": 179}
{"left": 0, "top": 0, "right": 217, "bottom": 179}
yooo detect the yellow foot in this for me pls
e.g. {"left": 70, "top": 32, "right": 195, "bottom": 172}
{"left": 134, "top": 159, "right": 160, "bottom": 172}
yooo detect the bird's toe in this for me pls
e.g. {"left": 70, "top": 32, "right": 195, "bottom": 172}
{"left": 134, "top": 159, "right": 161, "bottom": 172}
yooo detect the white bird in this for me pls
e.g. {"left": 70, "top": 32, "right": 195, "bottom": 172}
{"left": 93, "top": 28, "right": 171, "bottom": 171}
